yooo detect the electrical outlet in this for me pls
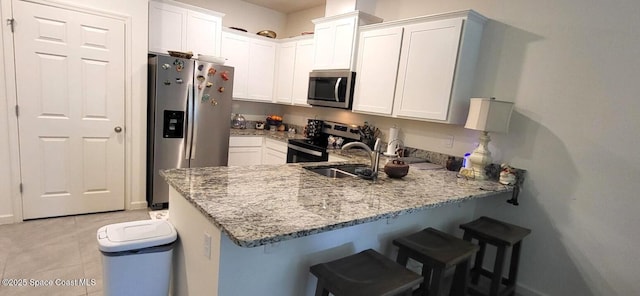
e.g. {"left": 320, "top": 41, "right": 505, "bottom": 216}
{"left": 443, "top": 135, "right": 454, "bottom": 148}
{"left": 203, "top": 233, "right": 211, "bottom": 259}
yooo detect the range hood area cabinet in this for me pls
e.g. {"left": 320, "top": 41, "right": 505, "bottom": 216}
{"left": 221, "top": 29, "right": 277, "bottom": 102}
{"left": 148, "top": 0, "right": 223, "bottom": 57}
{"left": 312, "top": 11, "right": 383, "bottom": 70}
{"left": 352, "top": 10, "right": 487, "bottom": 124}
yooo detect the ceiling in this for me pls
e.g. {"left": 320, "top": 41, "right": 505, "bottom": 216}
{"left": 242, "top": 0, "right": 326, "bottom": 14}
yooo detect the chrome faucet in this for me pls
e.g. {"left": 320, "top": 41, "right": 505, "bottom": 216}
{"left": 341, "top": 138, "right": 382, "bottom": 175}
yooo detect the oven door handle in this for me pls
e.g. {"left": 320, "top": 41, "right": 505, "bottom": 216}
{"left": 334, "top": 77, "right": 342, "bottom": 102}
{"left": 288, "top": 144, "right": 324, "bottom": 157}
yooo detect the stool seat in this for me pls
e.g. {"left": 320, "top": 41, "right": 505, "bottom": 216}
{"left": 393, "top": 228, "right": 479, "bottom": 296}
{"left": 460, "top": 216, "right": 531, "bottom": 246}
{"left": 393, "top": 227, "right": 479, "bottom": 268}
{"left": 460, "top": 217, "right": 531, "bottom": 296}
{"left": 310, "top": 249, "right": 423, "bottom": 296}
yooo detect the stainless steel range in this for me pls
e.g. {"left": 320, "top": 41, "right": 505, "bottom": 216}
{"left": 287, "top": 120, "right": 361, "bottom": 163}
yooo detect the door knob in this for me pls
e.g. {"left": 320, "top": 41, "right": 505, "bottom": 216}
{"left": 114, "top": 126, "right": 123, "bottom": 133}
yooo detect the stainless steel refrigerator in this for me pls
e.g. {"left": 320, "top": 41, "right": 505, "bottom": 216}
{"left": 147, "top": 53, "right": 234, "bottom": 209}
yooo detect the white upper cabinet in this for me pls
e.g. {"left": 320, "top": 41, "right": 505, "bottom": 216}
{"left": 312, "top": 11, "right": 382, "bottom": 70}
{"left": 221, "top": 29, "right": 276, "bottom": 102}
{"left": 274, "top": 37, "right": 314, "bottom": 106}
{"left": 353, "top": 10, "right": 486, "bottom": 124}
{"left": 352, "top": 26, "right": 403, "bottom": 115}
{"left": 274, "top": 41, "right": 297, "bottom": 104}
{"left": 148, "top": 1, "right": 223, "bottom": 56}
{"left": 185, "top": 10, "right": 222, "bottom": 57}
{"left": 292, "top": 39, "right": 314, "bottom": 106}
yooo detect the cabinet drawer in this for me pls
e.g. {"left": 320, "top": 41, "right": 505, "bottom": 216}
{"left": 264, "top": 138, "right": 288, "bottom": 153}
{"left": 229, "top": 136, "right": 263, "bottom": 147}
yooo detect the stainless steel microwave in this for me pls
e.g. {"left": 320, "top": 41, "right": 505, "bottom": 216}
{"left": 307, "top": 70, "right": 356, "bottom": 109}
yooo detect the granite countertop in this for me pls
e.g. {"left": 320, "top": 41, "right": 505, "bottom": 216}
{"left": 229, "top": 128, "right": 307, "bottom": 141}
{"left": 161, "top": 162, "right": 512, "bottom": 248}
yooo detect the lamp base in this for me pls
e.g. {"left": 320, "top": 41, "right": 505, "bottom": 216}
{"left": 467, "top": 131, "right": 492, "bottom": 180}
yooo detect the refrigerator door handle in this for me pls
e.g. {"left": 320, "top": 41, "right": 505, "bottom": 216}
{"left": 184, "top": 84, "right": 194, "bottom": 160}
{"left": 190, "top": 88, "right": 199, "bottom": 160}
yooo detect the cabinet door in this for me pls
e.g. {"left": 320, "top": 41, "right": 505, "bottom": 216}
{"left": 312, "top": 22, "right": 334, "bottom": 70}
{"left": 353, "top": 26, "right": 403, "bottom": 115}
{"left": 331, "top": 16, "right": 357, "bottom": 69}
{"left": 248, "top": 39, "right": 276, "bottom": 102}
{"left": 186, "top": 10, "right": 221, "bottom": 56}
{"left": 228, "top": 147, "right": 262, "bottom": 166}
{"left": 221, "top": 32, "right": 250, "bottom": 99}
{"left": 274, "top": 41, "right": 297, "bottom": 104}
{"left": 292, "top": 39, "right": 314, "bottom": 106}
{"left": 262, "top": 139, "right": 287, "bottom": 164}
{"left": 149, "top": 2, "right": 186, "bottom": 54}
{"left": 393, "top": 18, "right": 463, "bottom": 121}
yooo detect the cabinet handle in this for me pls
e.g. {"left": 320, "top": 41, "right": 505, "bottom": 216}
{"left": 114, "top": 126, "right": 123, "bottom": 133}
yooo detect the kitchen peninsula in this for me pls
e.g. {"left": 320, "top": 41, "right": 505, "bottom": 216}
{"left": 162, "top": 162, "right": 512, "bottom": 295}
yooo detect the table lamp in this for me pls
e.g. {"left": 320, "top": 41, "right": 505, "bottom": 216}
{"left": 463, "top": 98, "right": 514, "bottom": 180}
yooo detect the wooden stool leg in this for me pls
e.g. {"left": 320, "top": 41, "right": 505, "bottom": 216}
{"left": 489, "top": 246, "right": 507, "bottom": 296}
{"left": 471, "top": 240, "right": 486, "bottom": 285}
{"left": 506, "top": 241, "right": 523, "bottom": 295}
{"left": 314, "top": 279, "right": 329, "bottom": 296}
{"left": 449, "top": 258, "right": 470, "bottom": 296}
{"left": 418, "top": 265, "right": 433, "bottom": 296}
{"left": 397, "top": 249, "right": 410, "bottom": 266}
{"left": 428, "top": 267, "right": 445, "bottom": 296}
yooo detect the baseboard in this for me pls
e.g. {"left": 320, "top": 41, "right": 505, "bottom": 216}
{"left": 0, "top": 214, "right": 16, "bottom": 225}
{"left": 517, "top": 282, "right": 548, "bottom": 296}
{"left": 128, "top": 201, "right": 149, "bottom": 210}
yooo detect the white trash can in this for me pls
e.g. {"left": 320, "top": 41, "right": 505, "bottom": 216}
{"left": 97, "top": 219, "right": 177, "bottom": 296}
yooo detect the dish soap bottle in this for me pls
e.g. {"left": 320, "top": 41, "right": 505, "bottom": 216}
{"left": 232, "top": 113, "right": 246, "bottom": 129}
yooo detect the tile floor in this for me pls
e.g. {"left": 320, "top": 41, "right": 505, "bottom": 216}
{"left": 0, "top": 209, "right": 151, "bottom": 296}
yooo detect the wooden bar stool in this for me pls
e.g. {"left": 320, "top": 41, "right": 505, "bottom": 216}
{"left": 310, "top": 249, "right": 423, "bottom": 296}
{"left": 392, "top": 227, "right": 479, "bottom": 296}
{"left": 459, "top": 216, "right": 531, "bottom": 296}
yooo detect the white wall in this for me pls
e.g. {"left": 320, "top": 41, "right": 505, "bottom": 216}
{"left": 177, "top": 0, "right": 286, "bottom": 38}
{"left": 282, "top": 5, "right": 324, "bottom": 38}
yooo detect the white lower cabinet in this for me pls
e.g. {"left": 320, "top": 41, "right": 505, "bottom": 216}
{"left": 353, "top": 10, "right": 486, "bottom": 124}
{"left": 228, "top": 136, "right": 288, "bottom": 166}
{"left": 228, "top": 136, "right": 263, "bottom": 166}
{"left": 262, "top": 138, "right": 288, "bottom": 165}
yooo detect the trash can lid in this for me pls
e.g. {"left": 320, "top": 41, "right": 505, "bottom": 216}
{"left": 97, "top": 220, "right": 177, "bottom": 253}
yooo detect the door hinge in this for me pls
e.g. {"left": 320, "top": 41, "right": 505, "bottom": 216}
{"left": 19, "top": 183, "right": 23, "bottom": 193}
{"left": 6, "top": 18, "right": 14, "bottom": 33}
{"left": 15, "top": 105, "right": 19, "bottom": 117}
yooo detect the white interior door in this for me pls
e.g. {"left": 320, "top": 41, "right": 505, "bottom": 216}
{"left": 13, "top": 1, "right": 126, "bottom": 219}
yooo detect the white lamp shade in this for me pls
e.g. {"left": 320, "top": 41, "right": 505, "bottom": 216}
{"left": 464, "top": 98, "right": 514, "bottom": 133}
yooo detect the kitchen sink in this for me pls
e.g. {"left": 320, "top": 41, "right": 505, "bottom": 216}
{"left": 303, "top": 164, "right": 370, "bottom": 179}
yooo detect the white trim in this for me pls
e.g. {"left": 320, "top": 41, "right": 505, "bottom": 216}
{"left": 129, "top": 201, "right": 149, "bottom": 211}
{"left": 2, "top": 0, "right": 23, "bottom": 223}
{"left": 0, "top": 214, "right": 15, "bottom": 225}
{"left": 517, "top": 283, "right": 549, "bottom": 296}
